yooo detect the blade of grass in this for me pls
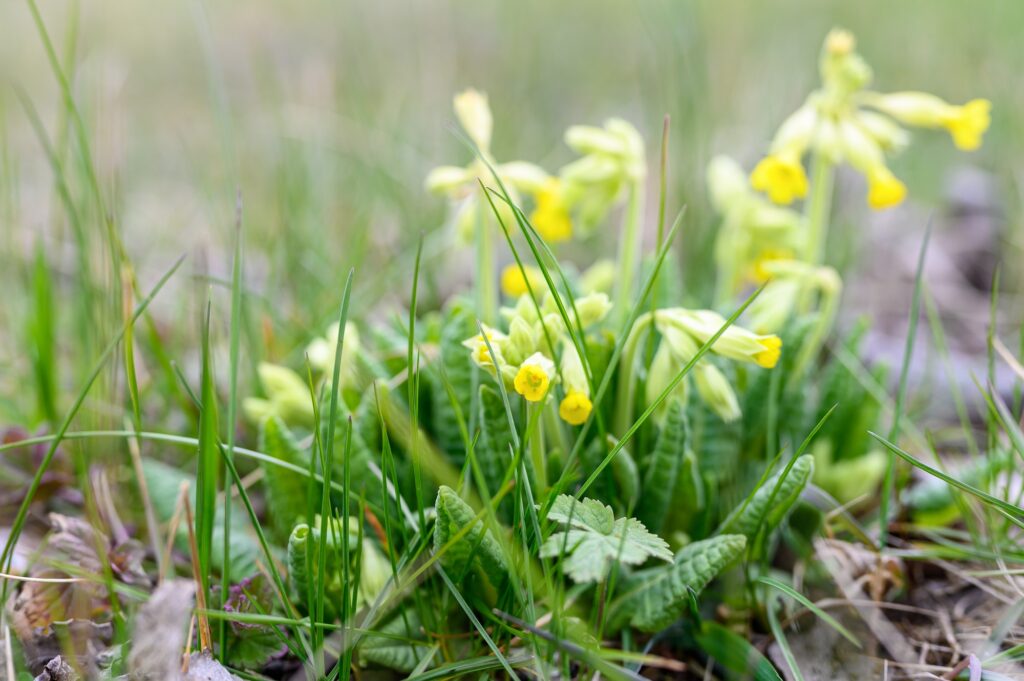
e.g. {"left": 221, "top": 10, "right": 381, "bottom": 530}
{"left": 0, "top": 255, "right": 185, "bottom": 597}
{"left": 880, "top": 223, "right": 931, "bottom": 548}
{"left": 196, "top": 300, "right": 220, "bottom": 607}
{"left": 758, "top": 577, "right": 860, "bottom": 647}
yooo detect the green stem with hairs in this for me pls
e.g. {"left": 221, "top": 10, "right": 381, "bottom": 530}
{"left": 802, "top": 152, "right": 836, "bottom": 267}
{"left": 613, "top": 312, "right": 655, "bottom": 436}
{"left": 476, "top": 189, "right": 498, "bottom": 325}
{"left": 528, "top": 402, "right": 547, "bottom": 491}
{"left": 613, "top": 180, "right": 645, "bottom": 327}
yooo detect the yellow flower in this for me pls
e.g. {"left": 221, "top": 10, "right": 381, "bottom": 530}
{"left": 866, "top": 166, "right": 907, "bottom": 210}
{"left": 513, "top": 352, "right": 554, "bottom": 402}
{"left": 501, "top": 263, "right": 543, "bottom": 298}
{"left": 753, "top": 336, "right": 782, "bottom": 369}
{"left": 558, "top": 390, "right": 593, "bottom": 425}
{"left": 749, "top": 249, "right": 795, "bottom": 284}
{"left": 942, "top": 99, "right": 991, "bottom": 151}
{"left": 750, "top": 151, "right": 809, "bottom": 205}
{"left": 530, "top": 179, "right": 573, "bottom": 242}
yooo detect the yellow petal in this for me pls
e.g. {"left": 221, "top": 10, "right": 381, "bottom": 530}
{"left": 866, "top": 167, "right": 907, "bottom": 210}
{"left": 753, "top": 336, "right": 783, "bottom": 369}
{"left": 558, "top": 390, "right": 593, "bottom": 425}
{"left": 750, "top": 152, "right": 808, "bottom": 205}
{"left": 514, "top": 364, "right": 550, "bottom": 402}
{"left": 501, "top": 264, "right": 543, "bottom": 298}
{"left": 943, "top": 99, "right": 991, "bottom": 151}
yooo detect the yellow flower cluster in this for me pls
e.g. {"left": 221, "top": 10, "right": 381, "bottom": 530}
{"left": 463, "top": 290, "right": 611, "bottom": 425}
{"left": 750, "top": 29, "right": 990, "bottom": 211}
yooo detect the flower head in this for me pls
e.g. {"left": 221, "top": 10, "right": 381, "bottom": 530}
{"left": 865, "top": 166, "right": 907, "bottom": 210}
{"left": 750, "top": 151, "right": 809, "bottom": 205}
{"left": 514, "top": 352, "right": 554, "bottom": 402}
{"left": 943, "top": 99, "right": 991, "bottom": 151}
{"left": 530, "top": 178, "right": 573, "bottom": 242}
{"left": 559, "top": 390, "right": 593, "bottom": 426}
{"left": 501, "top": 263, "right": 544, "bottom": 298}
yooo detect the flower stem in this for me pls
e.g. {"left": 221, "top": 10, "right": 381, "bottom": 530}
{"left": 613, "top": 312, "right": 654, "bottom": 436}
{"left": 529, "top": 402, "right": 547, "bottom": 491}
{"left": 802, "top": 153, "right": 835, "bottom": 266}
{"left": 476, "top": 191, "right": 498, "bottom": 325}
{"left": 613, "top": 180, "right": 645, "bottom": 327}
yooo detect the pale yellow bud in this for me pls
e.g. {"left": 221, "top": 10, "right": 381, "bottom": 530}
{"left": 453, "top": 89, "right": 493, "bottom": 150}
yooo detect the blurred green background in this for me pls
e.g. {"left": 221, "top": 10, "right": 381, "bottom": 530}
{"left": 0, "top": 0, "right": 1021, "bottom": 424}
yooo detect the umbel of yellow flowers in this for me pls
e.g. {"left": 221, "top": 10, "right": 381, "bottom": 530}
{"left": 425, "top": 89, "right": 575, "bottom": 244}
{"left": 750, "top": 29, "right": 990, "bottom": 210}
{"left": 462, "top": 290, "right": 612, "bottom": 425}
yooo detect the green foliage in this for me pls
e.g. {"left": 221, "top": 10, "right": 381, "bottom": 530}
{"left": 476, "top": 384, "right": 514, "bottom": 500}
{"left": 609, "top": 534, "right": 747, "bottom": 632}
{"left": 430, "top": 302, "right": 476, "bottom": 462}
{"left": 433, "top": 486, "right": 508, "bottom": 590}
{"left": 635, "top": 398, "right": 689, "bottom": 533}
{"left": 358, "top": 611, "right": 431, "bottom": 673}
{"left": 692, "top": 620, "right": 784, "bottom": 681}
{"left": 540, "top": 494, "right": 671, "bottom": 584}
{"left": 257, "top": 416, "right": 310, "bottom": 539}
{"left": 142, "top": 459, "right": 259, "bottom": 578}
{"left": 579, "top": 435, "right": 639, "bottom": 512}
{"left": 718, "top": 454, "right": 814, "bottom": 540}
{"left": 287, "top": 516, "right": 387, "bottom": 622}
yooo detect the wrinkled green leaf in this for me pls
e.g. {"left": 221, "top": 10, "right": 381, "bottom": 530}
{"left": 718, "top": 455, "right": 814, "bottom": 539}
{"left": 540, "top": 495, "right": 671, "bottom": 584}
{"left": 609, "top": 534, "right": 746, "bottom": 632}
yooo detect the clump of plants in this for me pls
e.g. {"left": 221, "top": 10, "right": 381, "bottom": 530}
{"left": 5, "top": 26, "right": 1019, "bottom": 681}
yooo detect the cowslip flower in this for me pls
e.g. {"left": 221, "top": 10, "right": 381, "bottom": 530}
{"left": 707, "top": 156, "right": 805, "bottom": 297}
{"left": 559, "top": 118, "right": 645, "bottom": 234}
{"left": 748, "top": 29, "right": 990, "bottom": 211}
{"left": 500, "top": 263, "right": 544, "bottom": 298}
{"left": 557, "top": 343, "right": 592, "bottom": 425}
{"left": 306, "top": 322, "right": 361, "bottom": 386}
{"left": 658, "top": 308, "right": 783, "bottom": 369}
{"left": 530, "top": 178, "right": 573, "bottom": 242}
{"left": 514, "top": 352, "right": 555, "bottom": 402}
{"left": 425, "top": 89, "right": 548, "bottom": 241}
{"left": 243, "top": 363, "right": 315, "bottom": 425}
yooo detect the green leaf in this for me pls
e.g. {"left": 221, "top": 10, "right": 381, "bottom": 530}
{"left": 358, "top": 611, "right": 431, "bottom": 673}
{"left": 693, "top": 620, "right": 783, "bottom": 681}
{"left": 433, "top": 486, "right": 508, "bottom": 589}
{"left": 609, "top": 534, "right": 746, "bottom": 632}
{"left": 257, "top": 416, "right": 310, "bottom": 540}
{"left": 142, "top": 459, "right": 259, "bottom": 579}
{"left": 718, "top": 454, "right": 814, "bottom": 539}
{"left": 540, "top": 495, "right": 671, "bottom": 584}
{"left": 636, "top": 399, "right": 688, "bottom": 533}
{"left": 477, "top": 384, "right": 515, "bottom": 500}
{"left": 196, "top": 306, "right": 220, "bottom": 591}
{"left": 430, "top": 302, "right": 475, "bottom": 462}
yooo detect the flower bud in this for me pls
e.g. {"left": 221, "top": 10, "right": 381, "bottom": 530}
{"left": 453, "top": 89, "right": 493, "bottom": 150}
{"left": 693, "top": 362, "right": 741, "bottom": 422}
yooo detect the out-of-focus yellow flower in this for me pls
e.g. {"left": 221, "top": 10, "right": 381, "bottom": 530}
{"left": 749, "top": 248, "right": 795, "bottom": 284}
{"left": 750, "top": 151, "right": 809, "bottom": 205}
{"left": 693, "top": 363, "right": 741, "bottom": 423}
{"left": 559, "top": 390, "right": 592, "bottom": 425}
{"left": 500, "top": 263, "right": 543, "bottom": 298}
{"left": 747, "top": 29, "right": 989, "bottom": 211}
{"left": 453, "top": 89, "right": 493, "bottom": 150}
{"left": 658, "top": 308, "right": 783, "bottom": 369}
{"left": 514, "top": 352, "right": 554, "bottom": 402}
{"left": 753, "top": 336, "right": 782, "bottom": 369}
{"left": 530, "top": 178, "right": 573, "bottom": 242}
{"left": 866, "top": 166, "right": 907, "bottom": 210}
{"left": 865, "top": 92, "right": 991, "bottom": 151}
{"left": 426, "top": 89, "right": 550, "bottom": 243}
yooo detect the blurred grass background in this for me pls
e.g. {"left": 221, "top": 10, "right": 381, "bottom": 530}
{"left": 0, "top": 0, "right": 1021, "bottom": 426}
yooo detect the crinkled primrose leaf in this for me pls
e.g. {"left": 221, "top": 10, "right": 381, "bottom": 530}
{"left": 433, "top": 486, "right": 509, "bottom": 589}
{"left": 608, "top": 534, "right": 747, "bottom": 632}
{"left": 717, "top": 454, "right": 814, "bottom": 539}
{"left": 540, "top": 495, "right": 671, "bottom": 584}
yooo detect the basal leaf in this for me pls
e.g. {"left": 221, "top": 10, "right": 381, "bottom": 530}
{"left": 718, "top": 454, "right": 814, "bottom": 539}
{"left": 433, "top": 486, "right": 508, "bottom": 589}
{"left": 540, "top": 495, "right": 671, "bottom": 584}
{"left": 609, "top": 534, "right": 746, "bottom": 632}
{"left": 636, "top": 398, "right": 688, "bottom": 533}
